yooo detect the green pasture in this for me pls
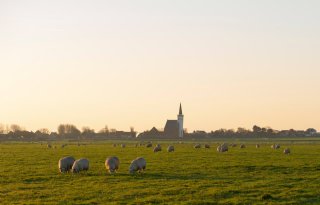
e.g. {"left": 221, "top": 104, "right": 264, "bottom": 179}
{"left": 1, "top": 140, "right": 320, "bottom": 204}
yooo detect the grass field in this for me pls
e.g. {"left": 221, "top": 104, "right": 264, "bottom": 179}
{"left": 1, "top": 140, "right": 320, "bottom": 204}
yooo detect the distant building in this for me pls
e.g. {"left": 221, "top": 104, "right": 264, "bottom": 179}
{"left": 164, "top": 103, "right": 184, "bottom": 138}
{"left": 138, "top": 103, "right": 184, "bottom": 138}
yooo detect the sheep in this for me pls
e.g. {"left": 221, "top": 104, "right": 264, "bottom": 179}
{"left": 146, "top": 143, "right": 152, "bottom": 148}
{"left": 232, "top": 144, "right": 237, "bottom": 147}
{"left": 194, "top": 144, "right": 201, "bottom": 149}
{"left": 204, "top": 144, "right": 210, "bottom": 149}
{"left": 105, "top": 156, "right": 120, "bottom": 174}
{"left": 153, "top": 144, "right": 162, "bottom": 152}
{"left": 256, "top": 144, "right": 260, "bottom": 148}
{"left": 71, "top": 158, "right": 89, "bottom": 173}
{"left": 217, "top": 143, "right": 228, "bottom": 152}
{"left": 47, "top": 144, "right": 52, "bottom": 149}
{"left": 112, "top": 144, "right": 117, "bottom": 147}
{"left": 58, "top": 156, "right": 75, "bottom": 173}
{"left": 167, "top": 145, "right": 174, "bottom": 152}
{"left": 129, "top": 157, "right": 146, "bottom": 174}
{"left": 121, "top": 144, "right": 126, "bottom": 148}
{"left": 240, "top": 144, "right": 246, "bottom": 148}
{"left": 271, "top": 144, "right": 280, "bottom": 149}
{"left": 283, "top": 148, "right": 291, "bottom": 154}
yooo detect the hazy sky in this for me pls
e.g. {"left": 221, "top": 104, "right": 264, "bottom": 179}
{"left": 1, "top": 0, "right": 320, "bottom": 132}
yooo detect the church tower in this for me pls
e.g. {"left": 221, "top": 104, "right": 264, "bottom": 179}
{"left": 177, "top": 103, "right": 184, "bottom": 138}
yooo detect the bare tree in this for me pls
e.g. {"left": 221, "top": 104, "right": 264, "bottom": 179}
{"left": 10, "top": 124, "right": 23, "bottom": 132}
{"left": 57, "top": 124, "right": 80, "bottom": 138}
{"left": 0, "top": 123, "right": 4, "bottom": 134}
{"left": 99, "top": 125, "right": 109, "bottom": 134}
{"left": 38, "top": 128, "right": 50, "bottom": 135}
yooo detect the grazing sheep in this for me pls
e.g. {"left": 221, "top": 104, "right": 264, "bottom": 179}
{"left": 283, "top": 148, "right": 291, "bottom": 154}
{"left": 146, "top": 143, "right": 152, "bottom": 148}
{"left": 58, "top": 156, "right": 75, "bottom": 173}
{"left": 71, "top": 158, "right": 89, "bottom": 173}
{"left": 232, "top": 144, "right": 237, "bottom": 147}
{"left": 194, "top": 144, "right": 201, "bottom": 149}
{"left": 217, "top": 143, "right": 228, "bottom": 152}
{"left": 256, "top": 144, "right": 260, "bottom": 148}
{"left": 167, "top": 145, "right": 174, "bottom": 152}
{"left": 129, "top": 157, "right": 146, "bottom": 174}
{"left": 240, "top": 144, "right": 246, "bottom": 149}
{"left": 47, "top": 144, "right": 52, "bottom": 148}
{"left": 271, "top": 144, "right": 280, "bottom": 149}
{"left": 121, "top": 144, "right": 126, "bottom": 148}
{"left": 113, "top": 144, "right": 117, "bottom": 147}
{"left": 153, "top": 144, "right": 162, "bottom": 152}
{"left": 105, "top": 156, "right": 120, "bottom": 174}
{"left": 204, "top": 144, "right": 210, "bottom": 149}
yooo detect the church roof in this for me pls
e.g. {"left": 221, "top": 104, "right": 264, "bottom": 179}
{"left": 164, "top": 120, "right": 179, "bottom": 137}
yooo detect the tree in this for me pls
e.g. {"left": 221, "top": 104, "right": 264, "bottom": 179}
{"left": 99, "top": 125, "right": 109, "bottom": 135}
{"left": 38, "top": 128, "right": 50, "bottom": 135}
{"left": 58, "top": 124, "right": 66, "bottom": 135}
{"left": 0, "top": 124, "right": 4, "bottom": 134}
{"left": 57, "top": 124, "right": 80, "bottom": 138}
{"left": 10, "top": 124, "right": 23, "bottom": 132}
{"left": 237, "top": 127, "right": 250, "bottom": 134}
{"left": 253, "top": 125, "right": 262, "bottom": 133}
{"left": 306, "top": 128, "right": 317, "bottom": 136}
{"left": 82, "top": 127, "right": 95, "bottom": 137}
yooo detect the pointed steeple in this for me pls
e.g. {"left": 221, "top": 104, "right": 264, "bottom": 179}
{"left": 179, "top": 103, "right": 183, "bottom": 115}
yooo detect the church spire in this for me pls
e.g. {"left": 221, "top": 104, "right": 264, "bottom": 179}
{"left": 179, "top": 103, "right": 183, "bottom": 115}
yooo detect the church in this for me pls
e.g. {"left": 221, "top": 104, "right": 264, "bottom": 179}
{"left": 138, "top": 103, "right": 184, "bottom": 139}
{"left": 163, "top": 103, "right": 184, "bottom": 138}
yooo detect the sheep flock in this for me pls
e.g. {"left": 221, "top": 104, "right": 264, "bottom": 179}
{"left": 55, "top": 142, "right": 291, "bottom": 175}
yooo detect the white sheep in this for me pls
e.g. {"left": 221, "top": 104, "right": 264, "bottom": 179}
{"left": 167, "top": 145, "right": 174, "bottom": 152}
{"left": 194, "top": 144, "right": 201, "bottom": 149}
{"left": 217, "top": 143, "right": 228, "bottom": 152}
{"left": 58, "top": 156, "right": 75, "bottom": 173}
{"left": 129, "top": 157, "right": 146, "bottom": 174}
{"left": 271, "top": 144, "right": 280, "bottom": 149}
{"left": 283, "top": 148, "right": 291, "bottom": 154}
{"left": 153, "top": 144, "right": 162, "bottom": 152}
{"left": 71, "top": 158, "right": 89, "bottom": 173}
{"left": 105, "top": 156, "right": 120, "bottom": 174}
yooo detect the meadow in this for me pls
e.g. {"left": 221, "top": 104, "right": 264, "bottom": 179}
{"left": 1, "top": 140, "right": 320, "bottom": 204}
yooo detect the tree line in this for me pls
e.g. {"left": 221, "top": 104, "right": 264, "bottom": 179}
{"left": 0, "top": 123, "right": 318, "bottom": 141}
{"left": 0, "top": 124, "right": 136, "bottom": 141}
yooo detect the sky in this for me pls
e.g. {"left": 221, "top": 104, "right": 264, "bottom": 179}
{"left": 0, "top": 0, "right": 320, "bottom": 133}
